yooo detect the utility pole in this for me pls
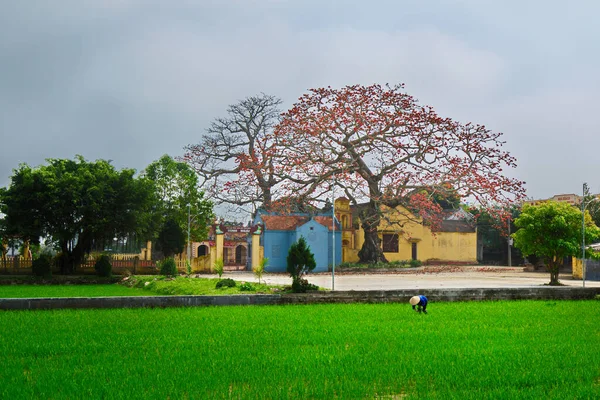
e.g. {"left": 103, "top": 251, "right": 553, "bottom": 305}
{"left": 187, "top": 203, "right": 191, "bottom": 263}
{"left": 582, "top": 183, "right": 587, "bottom": 288}
{"left": 507, "top": 215, "right": 512, "bottom": 267}
{"left": 331, "top": 176, "right": 335, "bottom": 291}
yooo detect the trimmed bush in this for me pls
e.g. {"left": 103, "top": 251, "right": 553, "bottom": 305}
{"left": 238, "top": 282, "right": 256, "bottom": 291}
{"left": 160, "top": 257, "right": 178, "bottom": 276}
{"left": 291, "top": 278, "right": 319, "bottom": 293}
{"left": 32, "top": 254, "right": 52, "bottom": 277}
{"left": 215, "top": 278, "right": 236, "bottom": 289}
{"left": 94, "top": 254, "right": 113, "bottom": 277}
{"left": 409, "top": 259, "right": 422, "bottom": 268}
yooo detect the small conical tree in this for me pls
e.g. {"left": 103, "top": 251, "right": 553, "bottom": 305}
{"left": 287, "top": 237, "right": 316, "bottom": 286}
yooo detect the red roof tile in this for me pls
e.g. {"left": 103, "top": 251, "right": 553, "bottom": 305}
{"left": 261, "top": 215, "right": 309, "bottom": 231}
{"left": 314, "top": 216, "right": 337, "bottom": 231}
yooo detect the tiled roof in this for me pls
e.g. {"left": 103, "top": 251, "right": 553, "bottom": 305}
{"left": 440, "top": 220, "right": 476, "bottom": 233}
{"left": 261, "top": 215, "right": 309, "bottom": 231}
{"left": 313, "top": 216, "right": 339, "bottom": 231}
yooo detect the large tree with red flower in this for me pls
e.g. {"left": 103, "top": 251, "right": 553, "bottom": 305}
{"left": 271, "top": 84, "right": 526, "bottom": 263}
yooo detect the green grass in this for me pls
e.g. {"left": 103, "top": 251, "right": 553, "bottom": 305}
{"left": 0, "top": 276, "right": 285, "bottom": 298}
{"left": 1, "top": 300, "right": 599, "bottom": 399}
{"left": 121, "top": 275, "right": 285, "bottom": 295}
{"left": 0, "top": 284, "right": 149, "bottom": 298}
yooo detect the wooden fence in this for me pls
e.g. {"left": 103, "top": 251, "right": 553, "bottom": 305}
{"left": 0, "top": 255, "right": 216, "bottom": 275}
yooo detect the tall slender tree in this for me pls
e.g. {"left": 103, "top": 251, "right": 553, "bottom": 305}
{"left": 143, "top": 155, "right": 214, "bottom": 247}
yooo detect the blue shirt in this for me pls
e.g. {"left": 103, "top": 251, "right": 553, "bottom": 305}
{"left": 418, "top": 295, "right": 428, "bottom": 306}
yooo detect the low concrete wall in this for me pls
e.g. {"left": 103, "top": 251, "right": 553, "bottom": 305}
{"left": 1, "top": 287, "right": 599, "bottom": 310}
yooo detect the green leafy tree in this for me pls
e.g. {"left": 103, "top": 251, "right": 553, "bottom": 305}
{"left": 144, "top": 155, "right": 214, "bottom": 252}
{"left": 581, "top": 184, "right": 600, "bottom": 230}
{"left": 0, "top": 156, "right": 159, "bottom": 273}
{"left": 156, "top": 218, "right": 186, "bottom": 258}
{"left": 512, "top": 202, "right": 600, "bottom": 285}
{"left": 287, "top": 237, "right": 316, "bottom": 286}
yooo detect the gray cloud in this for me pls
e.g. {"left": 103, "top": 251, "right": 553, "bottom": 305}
{"left": 1, "top": 0, "right": 599, "bottom": 200}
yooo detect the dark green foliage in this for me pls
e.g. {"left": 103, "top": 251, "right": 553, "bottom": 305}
{"left": 94, "top": 255, "right": 112, "bottom": 277}
{"left": 144, "top": 155, "right": 214, "bottom": 243}
{"left": 287, "top": 237, "right": 316, "bottom": 279}
{"left": 31, "top": 254, "right": 52, "bottom": 277}
{"left": 215, "top": 278, "right": 236, "bottom": 289}
{"left": 156, "top": 218, "right": 185, "bottom": 258}
{"left": 291, "top": 278, "right": 319, "bottom": 293}
{"left": 469, "top": 205, "right": 522, "bottom": 265}
{"left": 287, "top": 237, "right": 317, "bottom": 293}
{"left": 160, "top": 257, "right": 178, "bottom": 276}
{"left": 0, "top": 156, "right": 159, "bottom": 274}
{"left": 238, "top": 282, "right": 255, "bottom": 291}
{"left": 409, "top": 259, "right": 422, "bottom": 268}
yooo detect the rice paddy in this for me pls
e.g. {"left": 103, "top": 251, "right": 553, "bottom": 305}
{"left": 1, "top": 300, "right": 599, "bottom": 399}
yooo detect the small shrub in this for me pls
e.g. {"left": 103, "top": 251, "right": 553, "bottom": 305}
{"left": 94, "top": 254, "right": 112, "bottom": 277}
{"left": 409, "top": 259, "right": 422, "bottom": 268}
{"left": 185, "top": 260, "right": 192, "bottom": 276}
{"left": 253, "top": 257, "right": 268, "bottom": 284}
{"left": 160, "top": 257, "right": 178, "bottom": 276}
{"left": 213, "top": 258, "right": 224, "bottom": 278}
{"left": 215, "top": 278, "right": 236, "bottom": 289}
{"left": 239, "top": 282, "right": 256, "bottom": 291}
{"left": 291, "top": 278, "right": 319, "bottom": 293}
{"left": 32, "top": 254, "right": 52, "bottom": 277}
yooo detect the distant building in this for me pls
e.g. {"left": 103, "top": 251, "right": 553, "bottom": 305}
{"left": 252, "top": 208, "right": 342, "bottom": 273}
{"left": 335, "top": 198, "right": 477, "bottom": 264}
{"left": 524, "top": 193, "right": 582, "bottom": 206}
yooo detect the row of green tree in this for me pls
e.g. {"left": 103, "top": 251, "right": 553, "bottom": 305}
{"left": 0, "top": 155, "right": 214, "bottom": 273}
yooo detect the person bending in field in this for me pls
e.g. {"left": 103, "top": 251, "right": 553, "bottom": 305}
{"left": 410, "top": 295, "right": 428, "bottom": 314}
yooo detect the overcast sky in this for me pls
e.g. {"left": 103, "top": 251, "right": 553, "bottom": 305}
{"left": 1, "top": 0, "right": 599, "bottom": 204}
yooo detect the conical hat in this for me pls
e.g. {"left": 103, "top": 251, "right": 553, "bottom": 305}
{"left": 409, "top": 296, "right": 420, "bottom": 306}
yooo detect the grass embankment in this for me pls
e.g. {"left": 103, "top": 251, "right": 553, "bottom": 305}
{"left": 0, "top": 276, "right": 284, "bottom": 298}
{"left": 1, "top": 300, "right": 599, "bottom": 399}
{"left": 121, "top": 275, "right": 284, "bottom": 295}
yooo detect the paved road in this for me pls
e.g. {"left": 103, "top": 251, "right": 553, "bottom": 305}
{"left": 223, "top": 266, "right": 600, "bottom": 290}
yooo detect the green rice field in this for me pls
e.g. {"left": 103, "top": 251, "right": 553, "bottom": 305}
{"left": 1, "top": 300, "right": 599, "bottom": 399}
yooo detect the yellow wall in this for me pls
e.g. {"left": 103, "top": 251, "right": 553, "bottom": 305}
{"left": 336, "top": 200, "right": 477, "bottom": 263}
{"left": 572, "top": 257, "right": 583, "bottom": 279}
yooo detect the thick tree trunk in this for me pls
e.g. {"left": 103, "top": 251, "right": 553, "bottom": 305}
{"left": 546, "top": 258, "right": 561, "bottom": 286}
{"left": 358, "top": 202, "right": 387, "bottom": 264}
{"left": 59, "top": 241, "right": 74, "bottom": 274}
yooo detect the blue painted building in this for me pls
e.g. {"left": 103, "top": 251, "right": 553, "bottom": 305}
{"left": 252, "top": 209, "right": 342, "bottom": 273}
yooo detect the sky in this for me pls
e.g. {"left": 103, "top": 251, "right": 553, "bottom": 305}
{"left": 1, "top": 0, "right": 600, "bottom": 207}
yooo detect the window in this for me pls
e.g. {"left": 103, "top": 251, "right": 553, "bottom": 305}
{"left": 342, "top": 215, "right": 348, "bottom": 228}
{"left": 272, "top": 245, "right": 281, "bottom": 258}
{"left": 197, "top": 245, "right": 209, "bottom": 257}
{"left": 382, "top": 234, "right": 399, "bottom": 253}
